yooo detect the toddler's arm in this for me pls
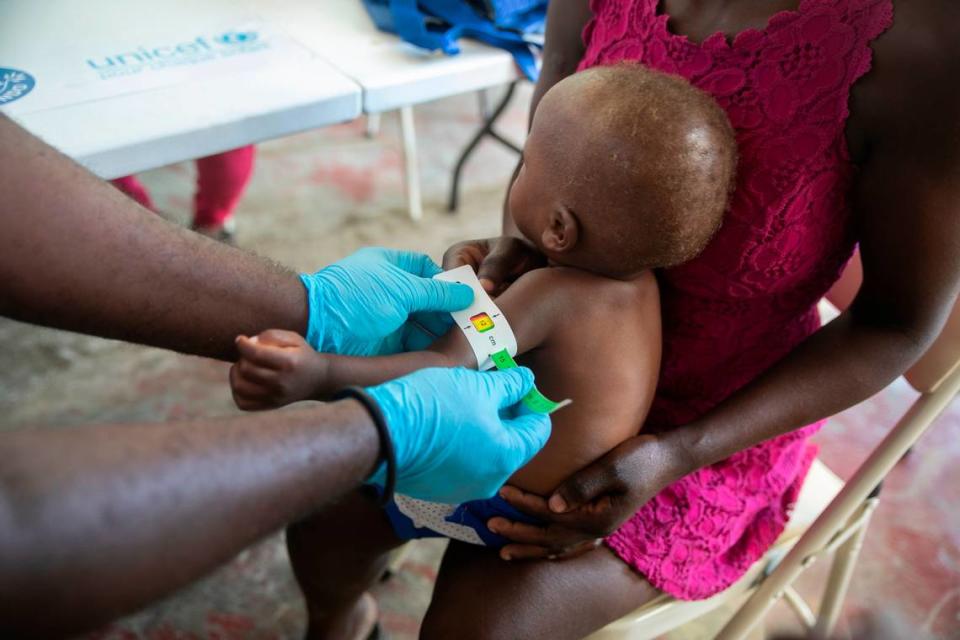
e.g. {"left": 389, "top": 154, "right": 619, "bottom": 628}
{"left": 229, "top": 328, "right": 475, "bottom": 410}
{"left": 230, "top": 269, "right": 560, "bottom": 410}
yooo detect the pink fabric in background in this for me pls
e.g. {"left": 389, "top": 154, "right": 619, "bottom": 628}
{"left": 112, "top": 145, "right": 255, "bottom": 227}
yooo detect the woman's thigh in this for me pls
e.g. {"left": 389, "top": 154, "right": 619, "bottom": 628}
{"left": 421, "top": 541, "right": 659, "bottom": 640}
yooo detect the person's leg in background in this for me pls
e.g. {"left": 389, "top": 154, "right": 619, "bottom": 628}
{"left": 192, "top": 145, "right": 256, "bottom": 243}
{"left": 110, "top": 175, "right": 155, "bottom": 210}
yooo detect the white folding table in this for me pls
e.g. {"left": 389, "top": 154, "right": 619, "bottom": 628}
{"left": 257, "top": 0, "right": 525, "bottom": 220}
{"left": 1, "top": 0, "right": 523, "bottom": 217}
{"left": 0, "top": 0, "right": 362, "bottom": 179}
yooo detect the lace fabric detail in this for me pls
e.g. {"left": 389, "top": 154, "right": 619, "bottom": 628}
{"left": 579, "top": 0, "right": 893, "bottom": 599}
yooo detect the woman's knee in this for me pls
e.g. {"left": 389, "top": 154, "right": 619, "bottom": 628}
{"left": 420, "top": 600, "right": 512, "bottom": 640}
{"left": 420, "top": 548, "right": 530, "bottom": 640}
{"left": 421, "top": 584, "right": 585, "bottom": 640}
{"left": 421, "top": 549, "right": 569, "bottom": 640}
{"left": 421, "top": 545, "right": 658, "bottom": 640}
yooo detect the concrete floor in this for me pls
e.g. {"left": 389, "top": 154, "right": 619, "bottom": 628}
{"left": 2, "top": 86, "right": 958, "bottom": 639}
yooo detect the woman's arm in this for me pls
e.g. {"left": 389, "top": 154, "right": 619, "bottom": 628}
{"left": 492, "top": 5, "right": 960, "bottom": 557}
{"left": 664, "top": 2, "right": 960, "bottom": 473}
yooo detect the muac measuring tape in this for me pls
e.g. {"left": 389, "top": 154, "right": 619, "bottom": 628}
{"left": 434, "top": 266, "right": 571, "bottom": 415}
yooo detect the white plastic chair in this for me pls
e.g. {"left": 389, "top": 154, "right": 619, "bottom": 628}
{"left": 587, "top": 254, "right": 960, "bottom": 639}
{"left": 585, "top": 459, "right": 843, "bottom": 640}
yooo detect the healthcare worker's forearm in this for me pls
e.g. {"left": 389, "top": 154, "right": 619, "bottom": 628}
{"left": 0, "top": 115, "right": 307, "bottom": 360}
{"left": 0, "top": 401, "right": 378, "bottom": 638}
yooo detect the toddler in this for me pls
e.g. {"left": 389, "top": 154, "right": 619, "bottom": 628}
{"left": 231, "top": 63, "right": 736, "bottom": 638}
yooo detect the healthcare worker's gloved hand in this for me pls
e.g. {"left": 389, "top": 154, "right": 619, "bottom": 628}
{"left": 365, "top": 367, "right": 552, "bottom": 503}
{"left": 299, "top": 248, "right": 474, "bottom": 356}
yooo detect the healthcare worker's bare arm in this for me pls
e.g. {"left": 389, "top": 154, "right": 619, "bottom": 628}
{"left": 0, "top": 401, "right": 379, "bottom": 638}
{"left": 0, "top": 114, "right": 308, "bottom": 360}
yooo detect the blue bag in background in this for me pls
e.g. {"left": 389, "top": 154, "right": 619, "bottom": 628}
{"left": 362, "top": 0, "right": 547, "bottom": 81}
{"left": 473, "top": 0, "right": 545, "bottom": 30}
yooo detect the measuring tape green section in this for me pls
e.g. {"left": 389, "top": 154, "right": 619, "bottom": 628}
{"left": 491, "top": 349, "right": 570, "bottom": 415}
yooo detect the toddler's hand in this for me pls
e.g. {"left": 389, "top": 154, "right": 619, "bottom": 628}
{"left": 230, "top": 330, "right": 327, "bottom": 411}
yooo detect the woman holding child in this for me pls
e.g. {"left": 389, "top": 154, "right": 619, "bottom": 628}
{"left": 406, "top": 0, "right": 959, "bottom": 637}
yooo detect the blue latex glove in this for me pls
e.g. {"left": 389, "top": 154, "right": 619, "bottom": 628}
{"left": 366, "top": 367, "right": 552, "bottom": 503}
{"left": 300, "top": 248, "right": 473, "bottom": 356}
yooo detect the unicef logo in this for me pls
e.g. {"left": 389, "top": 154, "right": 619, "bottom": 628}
{"left": 214, "top": 30, "right": 258, "bottom": 45}
{"left": 84, "top": 29, "right": 268, "bottom": 79}
{"left": 0, "top": 67, "right": 35, "bottom": 105}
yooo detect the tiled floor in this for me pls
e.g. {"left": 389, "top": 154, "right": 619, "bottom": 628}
{"left": 2, "top": 84, "right": 958, "bottom": 639}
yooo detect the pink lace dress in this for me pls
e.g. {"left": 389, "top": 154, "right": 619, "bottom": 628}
{"left": 579, "top": 0, "right": 894, "bottom": 599}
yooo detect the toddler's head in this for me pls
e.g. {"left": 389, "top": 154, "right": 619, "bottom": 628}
{"left": 509, "top": 63, "right": 737, "bottom": 278}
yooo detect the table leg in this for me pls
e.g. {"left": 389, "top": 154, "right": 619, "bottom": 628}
{"left": 447, "top": 82, "right": 522, "bottom": 213}
{"left": 400, "top": 105, "right": 423, "bottom": 222}
{"left": 477, "top": 88, "right": 491, "bottom": 118}
{"left": 365, "top": 113, "right": 381, "bottom": 139}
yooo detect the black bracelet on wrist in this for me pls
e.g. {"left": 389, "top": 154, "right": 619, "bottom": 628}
{"left": 334, "top": 387, "right": 397, "bottom": 506}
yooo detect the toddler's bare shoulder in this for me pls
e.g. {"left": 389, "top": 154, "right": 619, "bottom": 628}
{"left": 504, "top": 267, "right": 658, "bottom": 320}
{"left": 520, "top": 266, "right": 655, "bottom": 301}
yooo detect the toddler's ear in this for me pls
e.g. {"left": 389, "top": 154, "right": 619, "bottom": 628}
{"left": 540, "top": 205, "right": 579, "bottom": 254}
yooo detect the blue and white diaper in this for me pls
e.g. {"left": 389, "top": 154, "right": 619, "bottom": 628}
{"left": 382, "top": 493, "right": 542, "bottom": 548}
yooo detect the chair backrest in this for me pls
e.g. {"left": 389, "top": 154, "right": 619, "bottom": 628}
{"left": 718, "top": 254, "right": 960, "bottom": 640}
{"left": 825, "top": 252, "right": 960, "bottom": 393}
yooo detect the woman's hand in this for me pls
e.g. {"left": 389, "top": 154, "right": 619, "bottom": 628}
{"left": 442, "top": 236, "right": 546, "bottom": 296}
{"left": 489, "top": 434, "right": 693, "bottom": 560}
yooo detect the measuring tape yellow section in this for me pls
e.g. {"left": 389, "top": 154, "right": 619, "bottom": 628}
{"left": 491, "top": 349, "right": 572, "bottom": 415}
{"left": 434, "top": 266, "right": 517, "bottom": 371}
{"left": 433, "top": 267, "right": 570, "bottom": 415}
